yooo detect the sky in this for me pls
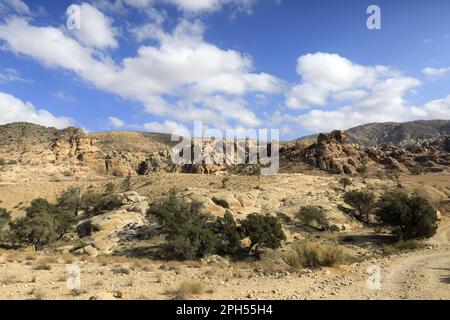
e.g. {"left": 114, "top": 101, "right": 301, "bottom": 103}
{"left": 0, "top": 0, "right": 449, "bottom": 139}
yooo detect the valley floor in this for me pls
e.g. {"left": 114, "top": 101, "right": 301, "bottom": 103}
{"left": 0, "top": 217, "right": 449, "bottom": 300}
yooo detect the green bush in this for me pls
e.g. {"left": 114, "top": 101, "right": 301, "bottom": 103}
{"left": 213, "top": 211, "right": 243, "bottom": 255}
{"left": 25, "top": 198, "right": 74, "bottom": 236}
{"left": 240, "top": 213, "right": 286, "bottom": 256}
{"left": 0, "top": 208, "right": 11, "bottom": 232}
{"left": 147, "top": 190, "right": 218, "bottom": 260}
{"left": 9, "top": 198, "right": 75, "bottom": 250}
{"left": 80, "top": 191, "right": 123, "bottom": 216}
{"left": 10, "top": 213, "right": 57, "bottom": 250}
{"left": 56, "top": 187, "right": 82, "bottom": 215}
{"left": 283, "top": 241, "right": 344, "bottom": 269}
{"left": 377, "top": 191, "right": 438, "bottom": 240}
{"left": 148, "top": 191, "right": 286, "bottom": 260}
{"left": 297, "top": 206, "right": 329, "bottom": 230}
{"left": 343, "top": 190, "right": 376, "bottom": 222}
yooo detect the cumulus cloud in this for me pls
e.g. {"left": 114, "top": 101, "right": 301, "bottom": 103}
{"left": 0, "top": 0, "right": 30, "bottom": 15}
{"left": 94, "top": 0, "right": 256, "bottom": 14}
{"left": 144, "top": 120, "right": 188, "bottom": 133}
{"left": 68, "top": 3, "right": 118, "bottom": 49}
{"left": 0, "top": 16, "right": 280, "bottom": 130}
{"left": 0, "top": 68, "right": 27, "bottom": 83}
{"left": 422, "top": 67, "right": 450, "bottom": 79}
{"left": 108, "top": 116, "right": 126, "bottom": 128}
{"left": 0, "top": 91, "right": 75, "bottom": 129}
{"left": 283, "top": 52, "right": 430, "bottom": 132}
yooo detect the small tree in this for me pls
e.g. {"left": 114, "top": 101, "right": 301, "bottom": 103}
{"left": 0, "top": 208, "right": 11, "bottom": 241}
{"left": 338, "top": 177, "right": 352, "bottom": 192}
{"left": 56, "top": 187, "right": 82, "bottom": 216}
{"left": 343, "top": 190, "right": 376, "bottom": 223}
{"left": 377, "top": 191, "right": 438, "bottom": 240}
{"left": 387, "top": 169, "right": 402, "bottom": 188}
{"left": 213, "top": 211, "right": 243, "bottom": 255}
{"left": 26, "top": 198, "right": 74, "bottom": 236}
{"left": 10, "top": 213, "right": 57, "bottom": 250}
{"left": 9, "top": 198, "right": 75, "bottom": 249}
{"left": 0, "top": 208, "right": 11, "bottom": 232}
{"left": 297, "top": 206, "right": 329, "bottom": 230}
{"left": 240, "top": 213, "right": 286, "bottom": 257}
{"left": 147, "top": 189, "right": 218, "bottom": 260}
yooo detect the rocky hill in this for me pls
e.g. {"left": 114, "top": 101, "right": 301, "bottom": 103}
{"left": 341, "top": 120, "right": 450, "bottom": 147}
{"left": 0, "top": 121, "right": 449, "bottom": 180}
{"left": 296, "top": 120, "right": 450, "bottom": 147}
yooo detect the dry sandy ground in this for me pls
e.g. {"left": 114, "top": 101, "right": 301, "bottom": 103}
{"left": 0, "top": 218, "right": 448, "bottom": 300}
{"left": 0, "top": 172, "right": 449, "bottom": 300}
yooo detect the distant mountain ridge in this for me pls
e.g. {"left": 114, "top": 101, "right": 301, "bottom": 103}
{"left": 297, "top": 120, "right": 450, "bottom": 147}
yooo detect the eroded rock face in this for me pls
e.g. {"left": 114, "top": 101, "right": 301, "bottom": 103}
{"left": 282, "top": 130, "right": 450, "bottom": 175}
{"left": 52, "top": 130, "right": 145, "bottom": 177}
{"left": 302, "top": 131, "right": 370, "bottom": 175}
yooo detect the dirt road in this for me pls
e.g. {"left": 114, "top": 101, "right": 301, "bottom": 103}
{"left": 326, "top": 218, "right": 450, "bottom": 300}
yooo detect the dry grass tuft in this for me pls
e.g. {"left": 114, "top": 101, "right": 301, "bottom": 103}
{"left": 112, "top": 266, "right": 131, "bottom": 275}
{"left": 30, "top": 287, "right": 47, "bottom": 300}
{"left": 283, "top": 241, "right": 345, "bottom": 269}
{"left": 168, "top": 280, "right": 205, "bottom": 300}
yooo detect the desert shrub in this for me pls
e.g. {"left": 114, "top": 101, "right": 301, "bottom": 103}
{"left": 376, "top": 191, "right": 438, "bottom": 240}
{"left": 240, "top": 213, "right": 286, "bottom": 256}
{"left": 10, "top": 213, "right": 57, "bottom": 250}
{"left": 343, "top": 190, "right": 376, "bottom": 222}
{"left": 387, "top": 169, "right": 402, "bottom": 188}
{"left": 0, "top": 208, "right": 11, "bottom": 232}
{"left": 297, "top": 206, "right": 329, "bottom": 230}
{"left": 283, "top": 241, "right": 344, "bottom": 269}
{"left": 338, "top": 177, "right": 352, "bottom": 192}
{"left": 9, "top": 198, "right": 75, "bottom": 250}
{"left": 0, "top": 158, "right": 5, "bottom": 166}
{"left": 212, "top": 211, "right": 243, "bottom": 255}
{"left": 56, "top": 187, "right": 82, "bottom": 215}
{"left": 0, "top": 208, "right": 11, "bottom": 242}
{"left": 80, "top": 191, "right": 122, "bottom": 216}
{"left": 76, "top": 220, "right": 100, "bottom": 238}
{"left": 147, "top": 190, "right": 218, "bottom": 260}
{"left": 26, "top": 198, "right": 74, "bottom": 235}
{"left": 105, "top": 182, "right": 116, "bottom": 193}
{"left": 170, "top": 280, "right": 204, "bottom": 300}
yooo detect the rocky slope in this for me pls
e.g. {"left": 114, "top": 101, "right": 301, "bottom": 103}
{"left": 0, "top": 121, "right": 449, "bottom": 180}
{"left": 281, "top": 130, "right": 450, "bottom": 175}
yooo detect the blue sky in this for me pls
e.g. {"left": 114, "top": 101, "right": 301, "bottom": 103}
{"left": 0, "top": 0, "right": 449, "bottom": 139}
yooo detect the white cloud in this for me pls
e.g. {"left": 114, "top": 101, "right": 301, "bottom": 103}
{"left": 0, "top": 0, "right": 30, "bottom": 15}
{"left": 420, "top": 95, "right": 450, "bottom": 119}
{"left": 286, "top": 52, "right": 398, "bottom": 109}
{"left": 95, "top": 0, "right": 256, "bottom": 14}
{"left": 0, "top": 91, "right": 75, "bottom": 129}
{"left": 108, "top": 116, "right": 126, "bottom": 128}
{"left": 144, "top": 120, "right": 188, "bottom": 133}
{"left": 69, "top": 3, "right": 118, "bottom": 49}
{"left": 52, "top": 91, "right": 75, "bottom": 103}
{"left": 0, "top": 17, "right": 280, "bottom": 130}
{"left": 422, "top": 67, "right": 450, "bottom": 79}
{"left": 166, "top": 0, "right": 256, "bottom": 13}
{"left": 282, "top": 52, "right": 439, "bottom": 132}
{"left": 0, "top": 68, "right": 27, "bottom": 83}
